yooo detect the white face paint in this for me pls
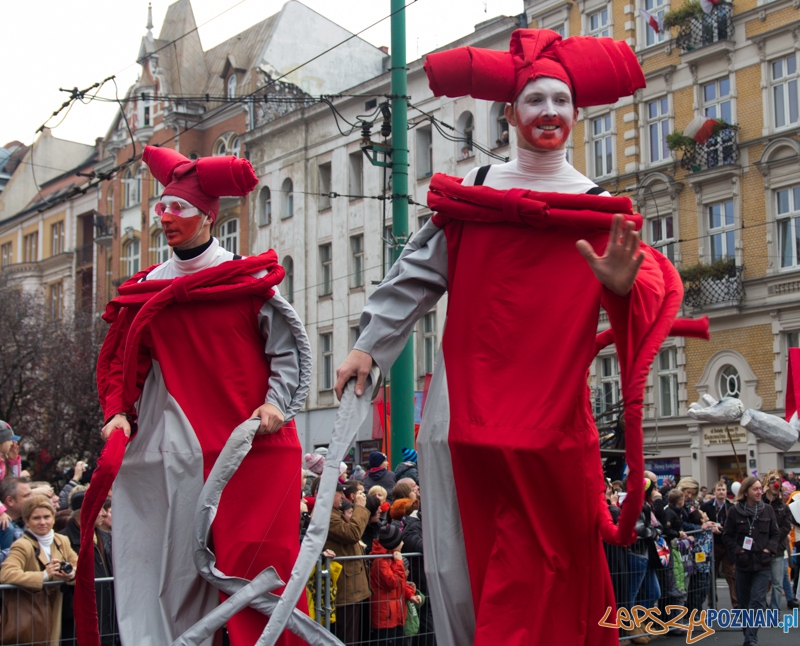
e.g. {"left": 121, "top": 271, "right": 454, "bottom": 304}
{"left": 506, "top": 76, "right": 577, "bottom": 152}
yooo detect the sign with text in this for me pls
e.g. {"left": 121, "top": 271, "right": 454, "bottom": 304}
{"left": 703, "top": 426, "right": 747, "bottom": 446}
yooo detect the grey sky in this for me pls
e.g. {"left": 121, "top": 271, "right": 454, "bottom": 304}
{"left": 1, "top": 0, "right": 523, "bottom": 147}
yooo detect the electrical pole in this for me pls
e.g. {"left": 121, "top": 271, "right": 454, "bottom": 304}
{"left": 389, "top": 0, "right": 415, "bottom": 467}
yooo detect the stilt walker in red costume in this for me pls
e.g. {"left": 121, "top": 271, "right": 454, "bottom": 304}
{"left": 335, "top": 29, "right": 708, "bottom": 645}
{"left": 85, "top": 146, "right": 311, "bottom": 646}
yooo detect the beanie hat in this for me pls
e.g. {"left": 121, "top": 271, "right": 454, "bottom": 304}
{"left": 352, "top": 465, "right": 366, "bottom": 481}
{"left": 378, "top": 523, "right": 403, "bottom": 550}
{"left": 70, "top": 491, "right": 86, "bottom": 512}
{"left": 424, "top": 28, "right": 645, "bottom": 108}
{"left": 339, "top": 462, "right": 348, "bottom": 477}
{"left": 304, "top": 453, "right": 325, "bottom": 476}
{"left": 142, "top": 146, "right": 258, "bottom": 223}
{"left": 369, "top": 451, "right": 387, "bottom": 469}
{"left": 340, "top": 499, "right": 354, "bottom": 512}
{"left": 365, "top": 494, "right": 381, "bottom": 517}
{"left": 0, "top": 421, "right": 18, "bottom": 444}
{"left": 401, "top": 447, "right": 418, "bottom": 464}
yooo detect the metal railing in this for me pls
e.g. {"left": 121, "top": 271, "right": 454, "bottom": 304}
{"left": 683, "top": 264, "right": 745, "bottom": 308}
{"left": 676, "top": 5, "right": 735, "bottom": 53}
{"left": 678, "top": 126, "right": 739, "bottom": 173}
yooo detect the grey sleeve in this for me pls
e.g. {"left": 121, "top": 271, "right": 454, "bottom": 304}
{"left": 258, "top": 291, "right": 312, "bottom": 422}
{"left": 354, "top": 218, "right": 449, "bottom": 376}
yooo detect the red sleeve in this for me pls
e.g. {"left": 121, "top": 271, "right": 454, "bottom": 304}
{"left": 97, "top": 308, "right": 151, "bottom": 423}
{"left": 403, "top": 582, "right": 416, "bottom": 601}
{"left": 600, "top": 247, "right": 681, "bottom": 545}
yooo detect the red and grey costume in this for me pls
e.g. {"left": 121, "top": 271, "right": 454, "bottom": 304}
{"left": 354, "top": 30, "right": 700, "bottom": 645}
{"left": 81, "top": 147, "right": 310, "bottom": 646}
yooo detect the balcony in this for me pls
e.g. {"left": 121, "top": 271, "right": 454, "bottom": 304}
{"left": 675, "top": 5, "right": 734, "bottom": 54}
{"left": 75, "top": 243, "right": 93, "bottom": 267}
{"left": 668, "top": 124, "right": 739, "bottom": 174}
{"left": 681, "top": 259, "right": 744, "bottom": 309}
{"left": 94, "top": 214, "right": 114, "bottom": 245}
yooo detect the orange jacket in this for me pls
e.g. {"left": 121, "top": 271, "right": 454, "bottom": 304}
{"left": 369, "top": 540, "right": 415, "bottom": 629}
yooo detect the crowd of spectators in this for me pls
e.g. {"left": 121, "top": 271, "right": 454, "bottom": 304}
{"left": 603, "top": 469, "right": 799, "bottom": 645}
{"left": 0, "top": 419, "right": 117, "bottom": 645}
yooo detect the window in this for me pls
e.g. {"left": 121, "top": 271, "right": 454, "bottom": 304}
{"left": 122, "top": 239, "right": 140, "bottom": 278}
{"left": 213, "top": 133, "right": 241, "bottom": 157}
{"left": 153, "top": 231, "right": 170, "bottom": 264}
{"left": 282, "top": 256, "right": 294, "bottom": 303}
{"left": 227, "top": 74, "right": 237, "bottom": 99}
{"left": 658, "top": 347, "right": 679, "bottom": 417}
{"left": 588, "top": 7, "right": 610, "bottom": 38}
{"left": 319, "top": 163, "right": 332, "bottom": 210}
{"left": 596, "top": 355, "right": 621, "bottom": 416}
{"left": 718, "top": 364, "right": 740, "bottom": 399}
{"left": 708, "top": 200, "right": 735, "bottom": 262}
{"left": 105, "top": 186, "right": 114, "bottom": 216}
{"left": 702, "top": 77, "right": 735, "bottom": 167}
{"left": 320, "top": 332, "right": 333, "bottom": 390}
{"left": 48, "top": 281, "right": 63, "bottom": 321}
{"left": 350, "top": 235, "right": 364, "bottom": 289}
{"left": 644, "top": 0, "right": 668, "bottom": 47}
{"left": 457, "top": 111, "right": 475, "bottom": 158}
{"left": 416, "top": 126, "right": 433, "bottom": 178}
{"left": 230, "top": 137, "right": 241, "bottom": 158}
{"left": 50, "top": 221, "right": 65, "bottom": 256}
{"left": 319, "top": 243, "right": 332, "bottom": 296}
{"left": 281, "top": 178, "right": 294, "bottom": 219}
{"left": 1, "top": 242, "right": 11, "bottom": 267}
{"left": 258, "top": 186, "right": 271, "bottom": 226}
{"left": 592, "top": 114, "right": 613, "bottom": 177}
{"left": 422, "top": 311, "right": 437, "bottom": 374}
{"left": 772, "top": 55, "right": 799, "bottom": 129}
{"left": 647, "top": 97, "right": 670, "bottom": 163}
{"left": 124, "top": 166, "right": 142, "bottom": 207}
{"left": 23, "top": 232, "right": 38, "bottom": 263}
{"left": 218, "top": 218, "right": 238, "bottom": 254}
{"left": 350, "top": 325, "right": 360, "bottom": 349}
{"left": 788, "top": 330, "right": 800, "bottom": 351}
{"left": 776, "top": 186, "right": 800, "bottom": 269}
{"left": 649, "top": 208, "right": 675, "bottom": 263}
{"left": 349, "top": 152, "right": 363, "bottom": 198}
{"left": 150, "top": 174, "right": 163, "bottom": 201}
{"left": 383, "top": 225, "right": 394, "bottom": 276}
{"left": 491, "top": 103, "right": 509, "bottom": 148}
{"left": 143, "top": 105, "right": 151, "bottom": 127}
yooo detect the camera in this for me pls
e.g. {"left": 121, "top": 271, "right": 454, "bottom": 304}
{"left": 58, "top": 561, "right": 74, "bottom": 575}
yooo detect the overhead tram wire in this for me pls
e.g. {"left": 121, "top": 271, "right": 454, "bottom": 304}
{"left": 22, "top": 0, "right": 423, "bottom": 214}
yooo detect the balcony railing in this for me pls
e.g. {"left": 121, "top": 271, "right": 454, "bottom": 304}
{"left": 94, "top": 214, "right": 114, "bottom": 241}
{"left": 678, "top": 126, "right": 739, "bottom": 173}
{"left": 676, "top": 5, "right": 734, "bottom": 53}
{"left": 682, "top": 261, "right": 744, "bottom": 308}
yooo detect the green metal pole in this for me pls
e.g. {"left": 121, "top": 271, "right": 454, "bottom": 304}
{"left": 389, "top": 0, "right": 415, "bottom": 468}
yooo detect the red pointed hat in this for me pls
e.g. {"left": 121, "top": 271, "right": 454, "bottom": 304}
{"left": 424, "top": 28, "right": 645, "bottom": 108}
{"left": 142, "top": 145, "right": 258, "bottom": 223}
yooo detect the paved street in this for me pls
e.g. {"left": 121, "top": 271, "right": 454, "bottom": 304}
{"left": 643, "top": 580, "right": 798, "bottom": 645}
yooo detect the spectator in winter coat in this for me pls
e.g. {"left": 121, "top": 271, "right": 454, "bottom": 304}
{"left": 722, "top": 476, "right": 779, "bottom": 646}
{"left": 663, "top": 488, "right": 687, "bottom": 544}
{"left": 361, "top": 494, "right": 384, "bottom": 555}
{"left": 324, "top": 484, "right": 371, "bottom": 645}
{"left": 700, "top": 481, "right": 737, "bottom": 608}
{"left": 0, "top": 477, "right": 32, "bottom": 564}
{"left": 365, "top": 452, "right": 397, "bottom": 499}
{"left": 370, "top": 524, "right": 420, "bottom": 644}
{"left": 393, "top": 447, "right": 419, "bottom": 484}
{"left": 763, "top": 470, "right": 794, "bottom": 610}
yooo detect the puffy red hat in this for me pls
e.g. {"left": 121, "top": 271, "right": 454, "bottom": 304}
{"left": 142, "top": 145, "right": 258, "bottom": 223}
{"left": 424, "top": 28, "right": 645, "bottom": 108}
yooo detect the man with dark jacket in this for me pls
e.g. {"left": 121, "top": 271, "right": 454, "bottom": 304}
{"left": 324, "top": 484, "right": 371, "bottom": 645}
{"left": 763, "top": 470, "right": 795, "bottom": 610}
{"left": 364, "top": 451, "right": 397, "bottom": 499}
{"left": 722, "top": 476, "right": 779, "bottom": 646}
{"left": 701, "top": 481, "right": 737, "bottom": 608}
{"left": 59, "top": 490, "right": 118, "bottom": 645}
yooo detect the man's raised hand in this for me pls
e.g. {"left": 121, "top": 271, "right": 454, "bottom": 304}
{"left": 335, "top": 349, "right": 373, "bottom": 400}
{"left": 101, "top": 413, "right": 131, "bottom": 441}
{"left": 576, "top": 214, "right": 644, "bottom": 297}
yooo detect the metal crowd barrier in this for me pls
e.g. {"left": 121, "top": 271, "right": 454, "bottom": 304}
{"left": 310, "top": 551, "right": 437, "bottom": 645}
{"left": 0, "top": 576, "right": 118, "bottom": 646}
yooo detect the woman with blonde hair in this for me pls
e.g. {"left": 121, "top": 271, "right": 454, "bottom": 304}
{"left": 0, "top": 495, "right": 78, "bottom": 645}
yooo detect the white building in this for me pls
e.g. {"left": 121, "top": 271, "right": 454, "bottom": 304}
{"left": 244, "top": 15, "right": 523, "bottom": 452}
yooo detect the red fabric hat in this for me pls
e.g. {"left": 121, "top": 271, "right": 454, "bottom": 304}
{"left": 424, "top": 28, "right": 645, "bottom": 108}
{"left": 142, "top": 145, "right": 258, "bottom": 223}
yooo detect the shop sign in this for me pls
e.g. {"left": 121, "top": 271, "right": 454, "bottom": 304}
{"left": 703, "top": 426, "right": 747, "bottom": 446}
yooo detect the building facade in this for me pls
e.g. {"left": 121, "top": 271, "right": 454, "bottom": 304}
{"left": 530, "top": 0, "right": 800, "bottom": 483}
